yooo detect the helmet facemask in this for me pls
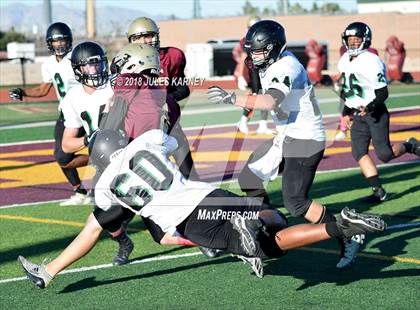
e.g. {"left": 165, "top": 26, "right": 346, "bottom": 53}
{"left": 245, "top": 42, "right": 284, "bottom": 69}
{"left": 342, "top": 24, "right": 371, "bottom": 57}
{"left": 47, "top": 35, "right": 72, "bottom": 57}
{"left": 74, "top": 55, "right": 109, "bottom": 88}
{"left": 128, "top": 32, "right": 160, "bottom": 50}
{"left": 110, "top": 43, "right": 161, "bottom": 88}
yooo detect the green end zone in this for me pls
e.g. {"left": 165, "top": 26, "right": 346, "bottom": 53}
{"left": 0, "top": 164, "right": 419, "bottom": 309}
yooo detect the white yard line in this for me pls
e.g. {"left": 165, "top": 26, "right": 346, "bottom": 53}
{"left": 0, "top": 252, "right": 203, "bottom": 284}
{"left": 1, "top": 92, "right": 418, "bottom": 132}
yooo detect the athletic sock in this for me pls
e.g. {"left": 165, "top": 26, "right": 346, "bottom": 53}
{"left": 366, "top": 175, "right": 382, "bottom": 190}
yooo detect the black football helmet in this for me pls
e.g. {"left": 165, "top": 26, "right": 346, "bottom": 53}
{"left": 342, "top": 22, "right": 372, "bottom": 56}
{"left": 244, "top": 20, "right": 287, "bottom": 68}
{"left": 71, "top": 41, "right": 108, "bottom": 88}
{"left": 46, "top": 22, "right": 72, "bottom": 57}
{"left": 89, "top": 130, "right": 128, "bottom": 171}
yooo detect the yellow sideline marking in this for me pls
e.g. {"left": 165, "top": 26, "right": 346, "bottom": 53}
{"left": 0, "top": 214, "right": 84, "bottom": 227}
{"left": 299, "top": 247, "right": 420, "bottom": 265}
{"left": 0, "top": 214, "right": 419, "bottom": 265}
{"left": 0, "top": 214, "right": 142, "bottom": 232}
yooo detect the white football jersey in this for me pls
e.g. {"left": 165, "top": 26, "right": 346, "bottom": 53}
{"left": 95, "top": 129, "right": 215, "bottom": 235}
{"left": 259, "top": 51, "right": 325, "bottom": 141}
{"left": 337, "top": 50, "right": 387, "bottom": 109}
{"left": 41, "top": 54, "right": 77, "bottom": 107}
{"left": 61, "top": 81, "right": 113, "bottom": 135}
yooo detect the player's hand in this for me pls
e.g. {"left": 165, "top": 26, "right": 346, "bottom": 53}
{"left": 84, "top": 130, "right": 99, "bottom": 147}
{"left": 333, "top": 80, "right": 342, "bottom": 94}
{"left": 207, "top": 86, "right": 236, "bottom": 105}
{"left": 358, "top": 106, "right": 367, "bottom": 117}
{"left": 343, "top": 115, "right": 352, "bottom": 128}
{"left": 237, "top": 76, "right": 248, "bottom": 91}
{"left": 9, "top": 88, "right": 24, "bottom": 101}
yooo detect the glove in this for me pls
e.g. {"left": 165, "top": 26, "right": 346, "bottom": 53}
{"left": 9, "top": 88, "right": 24, "bottom": 101}
{"left": 84, "top": 130, "right": 99, "bottom": 147}
{"left": 207, "top": 86, "right": 236, "bottom": 105}
{"left": 237, "top": 76, "right": 248, "bottom": 91}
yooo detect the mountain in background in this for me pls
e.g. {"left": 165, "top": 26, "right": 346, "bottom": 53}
{"left": 0, "top": 2, "right": 168, "bottom": 37}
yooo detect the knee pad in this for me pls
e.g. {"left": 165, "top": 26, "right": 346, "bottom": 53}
{"left": 258, "top": 210, "right": 288, "bottom": 258}
{"left": 55, "top": 150, "right": 75, "bottom": 166}
{"left": 376, "top": 147, "right": 394, "bottom": 163}
{"left": 283, "top": 196, "right": 312, "bottom": 218}
{"left": 352, "top": 148, "right": 366, "bottom": 162}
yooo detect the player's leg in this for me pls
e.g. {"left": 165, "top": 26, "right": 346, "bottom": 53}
{"left": 168, "top": 122, "right": 200, "bottom": 181}
{"left": 95, "top": 206, "right": 135, "bottom": 266}
{"left": 142, "top": 215, "right": 220, "bottom": 257}
{"left": 18, "top": 212, "right": 104, "bottom": 289}
{"left": 351, "top": 113, "right": 387, "bottom": 203}
{"left": 256, "top": 110, "right": 275, "bottom": 135}
{"left": 238, "top": 138, "right": 275, "bottom": 205}
{"left": 275, "top": 207, "right": 386, "bottom": 250}
{"left": 54, "top": 114, "right": 90, "bottom": 206}
{"left": 281, "top": 138, "right": 325, "bottom": 221}
{"left": 238, "top": 108, "right": 253, "bottom": 134}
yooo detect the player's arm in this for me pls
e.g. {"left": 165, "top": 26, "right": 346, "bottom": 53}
{"left": 62, "top": 127, "right": 85, "bottom": 153}
{"left": 358, "top": 86, "right": 388, "bottom": 116}
{"left": 169, "top": 49, "right": 190, "bottom": 101}
{"left": 207, "top": 86, "right": 283, "bottom": 111}
{"left": 9, "top": 82, "right": 53, "bottom": 101}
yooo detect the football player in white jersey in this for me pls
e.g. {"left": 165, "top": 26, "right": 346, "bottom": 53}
{"left": 17, "top": 128, "right": 386, "bottom": 287}
{"left": 8, "top": 22, "right": 90, "bottom": 207}
{"left": 338, "top": 22, "right": 419, "bottom": 205}
{"left": 207, "top": 20, "right": 364, "bottom": 269}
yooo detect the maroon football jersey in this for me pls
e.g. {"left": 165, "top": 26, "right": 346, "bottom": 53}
{"left": 113, "top": 73, "right": 165, "bottom": 139}
{"left": 159, "top": 46, "right": 188, "bottom": 124}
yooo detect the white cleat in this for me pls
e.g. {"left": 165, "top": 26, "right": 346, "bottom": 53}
{"left": 256, "top": 121, "right": 276, "bottom": 135}
{"left": 237, "top": 117, "right": 249, "bottom": 134}
{"left": 60, "top": 192, "right": 91, "bottom": 206}
{"left": 335, "top": 131, "right": 347, "bottom": 141}
{"left": 237, "top": 255, "right": 264, "bottom": 278}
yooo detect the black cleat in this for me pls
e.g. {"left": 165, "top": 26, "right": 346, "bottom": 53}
{"left": 112, "top": 232, "right": 134, "bottom": 266}
{"left": 230, "top": 215, "right": 262, "bottom": 257}
{"left": 18, "top": 256, "right": 53, "bottom": 289}
{"left": 406, "top": 137, "right": 420, "bottom": 157}
{"left": 362, "top": 187, "right": 387, "bottom": 204}
{"left": 336, "top": 234, "right": 365, "bottom": 269}
{"left": 337, "top": 207, "right": 386, "bottom": 238}
{"left": 199, "top": 247, "right": 222, "bottom": 258}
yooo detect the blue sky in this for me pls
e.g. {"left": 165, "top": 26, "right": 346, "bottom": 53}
{"left": 1, "top": 0, "right": 357, "bottom": 18}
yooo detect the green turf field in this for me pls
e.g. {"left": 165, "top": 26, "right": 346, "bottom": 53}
{"left": 0, "top": 83, "right": 419, "bottom": 309}
{"left": 0, "top": 164, "right": 419, "bottom": 309}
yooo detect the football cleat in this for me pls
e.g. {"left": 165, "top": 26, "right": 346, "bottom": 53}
{"left": 406, "top": 137, "right": 420, "bottom": 157}
{"left": 230, "top": 215, "right": 262, "bottom": 257}
{"left": 256, "top": 120, "right": 275, "bottom": 135}
{"left": 237, "top": 116, "right": 249, "bottom": 134}
{"left": 362, "top": 187, "right": 387, "bottom": 204}
{"left": 334, "top": 130, "right": 347, "bottom": 141}
{"left": 18, "top": 256, "right": 53, "bottom": 289}
{"left": 112, "top": 232, "right": 134, "bottom": 266}
{"left": 237, "top": 255, "right": 264, "bottom": 278}
{"left": 199, "top": 247, "right": 222, "bottom": 258}
{"left": 337, "top": 207, "right": 386, "bottom": 238}
{"left": 60, "top": 192, "right": 92, "bottom": 206}
{"left": 336, "top": 234, "right": 365, "bottom": 269}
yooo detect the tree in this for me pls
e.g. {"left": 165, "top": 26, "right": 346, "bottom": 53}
{"left": 242, "top": 0, "right": 260, "bottom": 15}
{"left": 289, "top": 3, "right": 307, "bottom": 15}
{"left": 0, "top": 28, "right": 27, "bottom": 51}
{"left": 321, "top": 2, "right": 342, "bottom": 14}
{"left": 311, "top": 2, "right": 320, "bottom": 13}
